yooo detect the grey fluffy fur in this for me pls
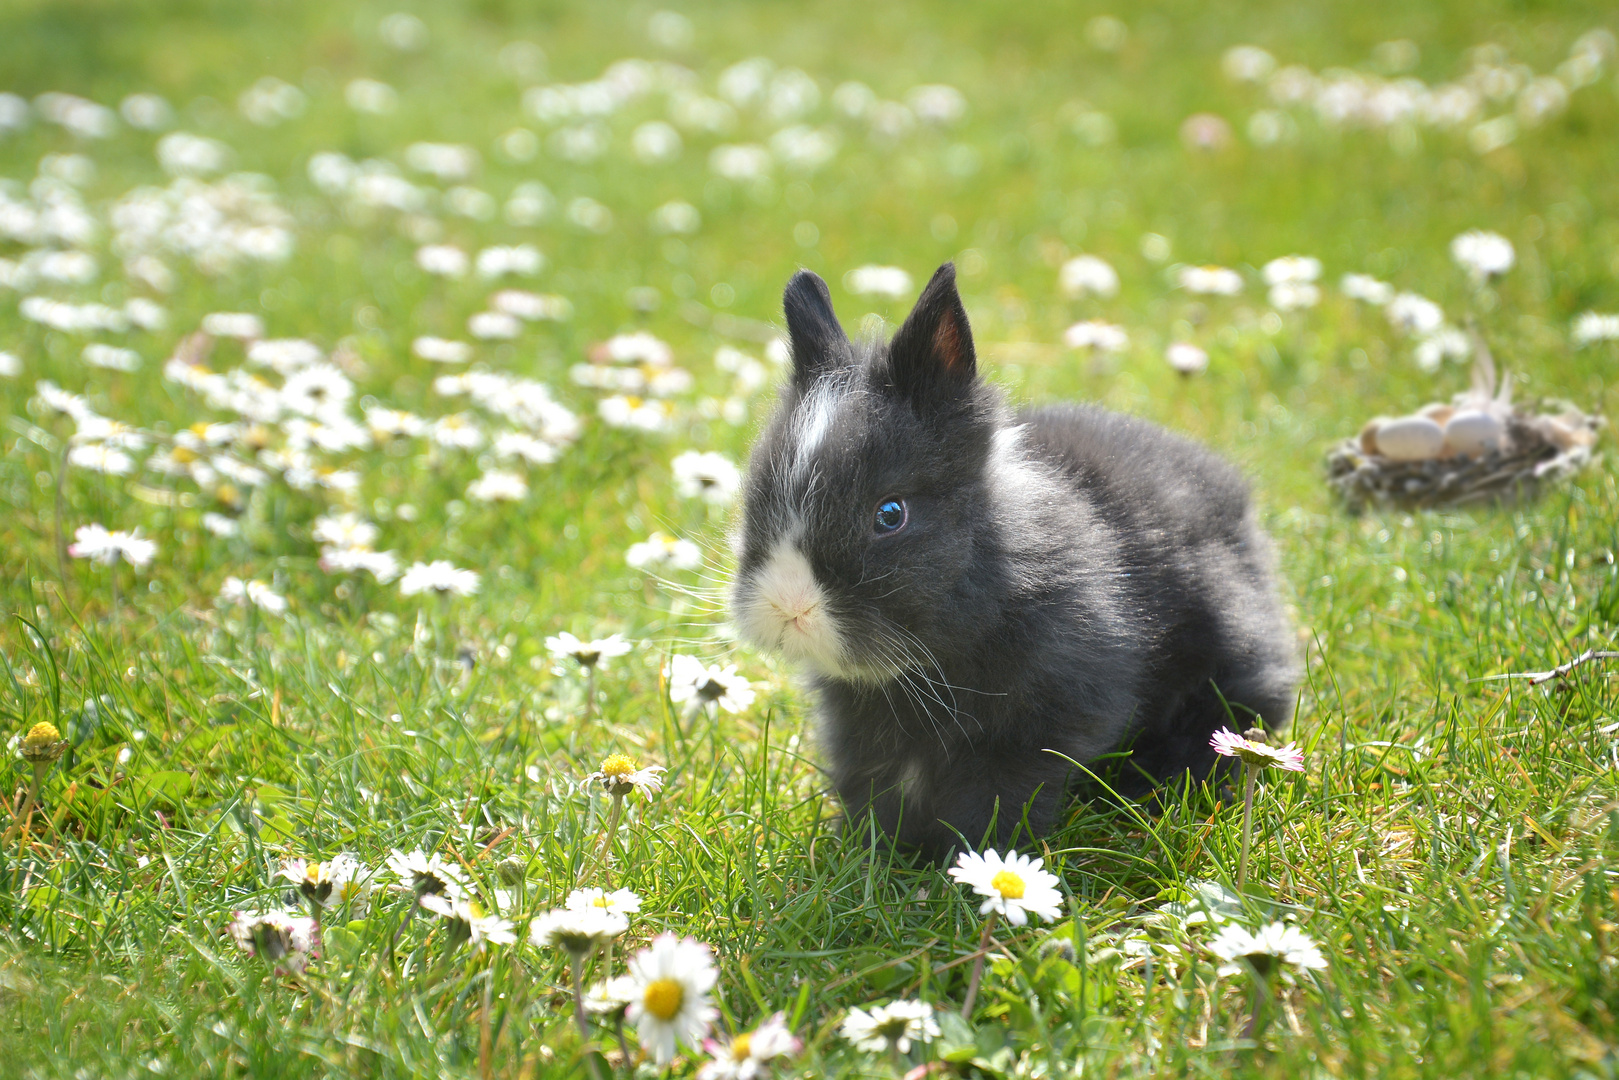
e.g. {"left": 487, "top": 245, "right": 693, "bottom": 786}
{"left": 730, "top": 263, "right": 1299, "bottom": 861}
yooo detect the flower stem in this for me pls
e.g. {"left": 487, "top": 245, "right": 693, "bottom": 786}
{"left": 1242, "top": 971, "right": 1272, "bottom": 1043}
{"left": 961, "top": 911, "right": 997, "bottom": 1017}
{"left": 1238, "top": 762, "right": 1258, "bottom": 889}
{"left": 584, "top": 664, "right": 597, "bottom": 720}
{"left": 570, "top": 952, "right": 603, "bottom": 1080}
{"left": 614, "top": 1016, "right": 632, "bottom": 1074}
{"left": 591, "top": 793, "right": 624, "bottom": 888}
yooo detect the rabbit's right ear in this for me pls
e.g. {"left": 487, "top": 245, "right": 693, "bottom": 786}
{"left": 783, "top": 270, "right": 849, "bottom": 386}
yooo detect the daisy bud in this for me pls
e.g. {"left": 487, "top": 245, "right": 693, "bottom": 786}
{"left": 19, "top": 721, "right": 68, "bottom": 764}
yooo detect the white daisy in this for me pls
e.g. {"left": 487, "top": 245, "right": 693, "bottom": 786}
{"left": 398, "top": 560, "right": 480, "bottom": 598}
{"left": 493, "top": 431, "right": 559, "bottom": 466}
{"left": 1261, "top": 255, "right": 1321, "bottom": 286}
{"left": 279, "top": 363, "right": 353, "bottom": 418}
{"left": 1166, "top": 342, "right": 1209, "bottom": 376}
{"left": 68, "top": 524, "right": 157, "bottom": 568}
{"left": 839, "top": 1000, "right": 938, "bottom": 1055}
{"left": 1058, "top": 255, "right": 1119, "bottom": 299}
{"left": 320, "top": 547, "right": 400, "bottom": 583}
{"left": 1206, "top": 921, "right": 1327, "bottom": 979}
{"left": 1450, "top": 230, "right": 1514, "bottom": 282}
{"left": 467, "top": 469, "right": 528, "bottom": 502}
{"left": 626, "top": 933, "right": 720, "bottom": 1065}
{"left": 1268, "top": 282, "right": 1320, "bottom": 311}
{"left": 1573, "top": 312, "right": 1619, "bottom": 346}
{"left": 844, "top": 265, "right": 913, "bottom": 298}
{"left": 583, "top": 975, "right": 639, "bottom": 1017}
{"left": 545, "top": 631, "right": 633, "bottom": 668}
{"left": 1209, "top": 727, "right": 1305, "bottom": 771}
{"left": 419, "top": 893, "right": 517, "bottom": 951}
{"left": 217, "top": 576, "right": 288, "bottom": 615}
{"left": 1340, "top": 273, "right": 1394, "bottom": 305}
{"left": 667, "top": 654, "right": 756, "bottom": 713}
{"left": 278, "top": 853, "right": 366, "bottom": 907}
{"left": 228, "top": 909, "right": 318, "bottom": 972}
{"left": 585, "top": 754, "right": 667, "bottom": 799}
{"left": 412, "top": 337, "right": 473, "bottom": 364}
{"left": 1177, "top": 265, "right": 1244, "bottom": 295}
{"left": 699, "top": 1012, "right": 801, "bottom": 1080}
{"left": 416, "top": 244, "right": 469, "bottom": 278}
{"left": 565, "top": 887, "right": 643, "bottom": 916}
{"left": 385, "top": 849, "right": 467, "bottom": 898}
{"left": 947, "top": 849, "right": 1063, "bottom": 927}
{"left": 1386, "top": 292, "right": 1445, "bottom": 336}
{"left": 312, "top": 512, "right": 379, "bottom": 549}
{"left": 528, "top": 906, "right": 628, "bottom": 957}
{"left": 67, "top": 443, "right": 135, "bottom": 475}
{"left": 1062, "top": 320, "right": 1130, "bottom": 353}
{"left": 627, "top": 532, "right": 703, "bottom": 571}
{"left": 670, "top": 451, "right": 741, "bottom": 504}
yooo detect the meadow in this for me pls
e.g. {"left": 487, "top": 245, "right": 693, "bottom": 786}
{"left": 2, "top": 0, "right": 1619, "bottom": 1076}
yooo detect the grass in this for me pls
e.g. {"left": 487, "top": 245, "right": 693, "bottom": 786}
{"left": 2, "top": 0, "right": 1619, "bottom": 1076}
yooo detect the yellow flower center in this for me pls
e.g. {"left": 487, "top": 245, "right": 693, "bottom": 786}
{"left": 643, "top": 978, "right": 684, "bottom": 1021}
{"left": 991, "top": 870, "right": 1026, "bottom": 900}
{"left": 600, "top": 754, "right": 636, "bottom": 779}
{"left": 25, "top": 722, "right": 62, "bottom": 746}
{"left": 730, "top": 1033, "right": 753, "bottom": 1061}
{"left": 591, "top": 896, "right": 613, "bottom": 908}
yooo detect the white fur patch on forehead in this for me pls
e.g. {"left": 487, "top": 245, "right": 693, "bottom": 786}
{"left": 789, "top": 373, "right": 853, "bottom": 479}
{"left": 733, "top": 538, "right": 847, "bottom": 675}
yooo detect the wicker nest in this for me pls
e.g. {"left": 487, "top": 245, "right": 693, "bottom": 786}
{"left": 1325, "top": 345, "right": 1602, "bottom": 511}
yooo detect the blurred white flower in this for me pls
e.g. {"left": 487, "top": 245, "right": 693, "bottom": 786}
{"left": 490, "top": 290, "right": 570, "bottom": 321}
{"left": 1207, "top": 921, "right": 1327, "bottom": 979}
{"left": 228, "top": 910, "right": 316, "bottom": 972}
{"left": 1222, "top": 45, "right": 1277, "bottom": 82}
{"left": 156, "top": 132, "right": 230, "bottom": 177}
{"left": 627, "top": 532, "right": 703, "bottom": 572}
{"left": 1386, "top": 292, "right": 1445, "bottom": 335}
{"left": 82, "top": 344, "right": 141, "bottom": 371}
{"left": 468, "top": 311, "right": 521, "bottom": 339}
{"left": 1414, "top": 326, "right": 1470, "bottom": 372}
{"left": 632, "top": 120, "right": 683, "bottom": 163}
{"left": 420, "top": 893, "right": 517, "bottom": 951}
{"left": 399, "top": 560, "right": 480, "bottom": 597}
{"left": 530, "top": 906, "right": 628, "bottom": 957}
{"left": 67, "top": 443, "right": 135, "bottom": 475}
{"left": 1573, "top": 312, "right": 1619, "bottom": 346}
{"left": 1340, "top": 273, "right": 1394, "bottom": 305}
{"left": 405, "top": 142, "right": 477, "bottom": 181}
{"left": 412, "top": 336, "right": 473, "bottom": 364}
{"left": 1062, "top": 320, "right": 1129, "bottom": 353}
{"left": 467, "top": 469, "right": 528, "bottom": 502}
{"left": 566, "top": 887, "right": 643, "bottom": 915}
{"left": 1058, "top": 255, "right": 1119, "bottom": 299}
{"left": 417, "top": 244, "right": 469, "bottom": 278}
{"left": 0, "top": 351, "right": 20, "bottom": 377}
{"left": 907, "top": 84, "right": 966, "bottom": 125}
{"left": 709, "top": 144, "right": 772, "bottom": 182}
{"left": 600, "top": 395, "right": 673, "bottom": 432}
{"left": 313, "top": 513, "right": 379, "bottom": 549}
{"left": 69, "top": 524, "right": 156, "bottom": 567}
{"left": 218, "top": 576, "right": 288, "bottom": 615}
{"left": 840, "top": 1001, "right": 938, "bottom": 1055}
{"left": 202, "top": 312, "right": 264, "bottom": 339}
{"left": 651, "top": 200, "right": 701, "bottom": 235}
{"left": 475, "top": 244, "right": 543, "bottom": 278}
{"left": 346, "top": 79, "right": 398, "bottom": 114}
{"left": 565, "top": 196, "right": 614, "bottom": 233}
{"left": 626, "top": 934, "right": 720, "bottom": 1066}
{"left": 671, "top": 450, "right": 741, "bottom": 503}
{"left": 1177, "top": 265, "right": 1243, "bottom": 295}
{"left": 239, "top": 78, "right": 306, "bottom": 126}
{"left": 1268, "top": 282, "right": 1320, "bottom": 311}
{"left": 845, "top": 265, "right": 912, "bottom": 298}
{"left": 1166, "top": 342, "right": 1209, "bottom": 375}
{"left": 493, "top": 430, "right": 559, "bottom": 465}
{"left": 248, "top": 338, "right": 322, "bottom": 373}
{"left": 667, "top": 654, "right": 755, "bottom": 713}
{"left": 1262, "top": 255, "right": 1321, "bottom": 286}
{"left": 119, "top": 93, "right": 173, "bottom": 131}
{"left": 1450, "top": 230, "right": 1514, "bottom": 282}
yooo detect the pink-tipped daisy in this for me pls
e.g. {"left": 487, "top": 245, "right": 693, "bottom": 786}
{"left": 1209, "top": 728, "right": 1305, "bottom": 771}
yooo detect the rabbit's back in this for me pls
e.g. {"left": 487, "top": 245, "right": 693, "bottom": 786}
{"left": 1018, "top": 402, "right": 1299, "bottom": 791}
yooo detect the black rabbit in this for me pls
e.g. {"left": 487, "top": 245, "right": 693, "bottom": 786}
{"left": 730, "top": 263, "right": 1299, "bottom": 861}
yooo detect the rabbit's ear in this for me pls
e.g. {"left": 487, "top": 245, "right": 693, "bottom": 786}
{"left": 784, "top": 270, "right": 849, "bottom": 386}
{"left": 888, "top": 263, "right": 976, "bottom": 404}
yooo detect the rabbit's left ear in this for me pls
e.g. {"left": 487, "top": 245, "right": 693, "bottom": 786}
{"left": 888, "top": 263, "right": 976, "bottom": 405}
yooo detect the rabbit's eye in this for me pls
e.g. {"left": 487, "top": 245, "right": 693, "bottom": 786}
{"left": 873, "top": 498, "right": 908, "bottom": 536}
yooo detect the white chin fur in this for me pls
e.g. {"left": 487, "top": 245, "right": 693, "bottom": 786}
{"left": 734, "top": 540, "right": 850, "bottom": 677}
